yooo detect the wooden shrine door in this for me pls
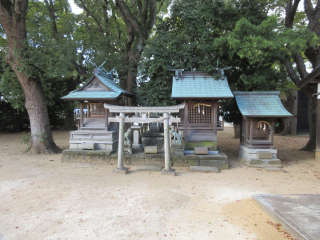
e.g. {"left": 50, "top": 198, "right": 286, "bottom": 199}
{"left": 184, "top": 101, "right": 218, "bottom": 150}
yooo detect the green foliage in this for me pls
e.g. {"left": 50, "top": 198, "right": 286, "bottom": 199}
{"left": 227, "top": 15, "right": 319, "bottom": 65}
{"left": 138, "top": 0, "right": 284, "bottom": 116}
{"left": 0, "top": 99, "right": 30, "bottom": 132}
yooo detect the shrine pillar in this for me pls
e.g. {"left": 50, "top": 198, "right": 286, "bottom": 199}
{"left": 114, "top": 112, "right": 128, "bottom": 173}
{"left": 162, "top": 112, "right": 175, "bottom": 175}
{"left": 316, "top": 83, "right": 320, "bottom": 159}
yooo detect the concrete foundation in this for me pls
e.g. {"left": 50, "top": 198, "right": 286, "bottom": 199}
{"left": 62, "top": 148, "right": 229, "bottom": 169}
{"left": 238, "top": 145, "right": 282, "bottom": 168}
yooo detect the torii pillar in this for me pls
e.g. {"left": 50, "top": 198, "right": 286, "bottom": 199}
{"left": 113, "top": 112, "right": 128, "bottom": 174}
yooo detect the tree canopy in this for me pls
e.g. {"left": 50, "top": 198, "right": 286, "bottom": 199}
{"left": 1, "top": 0, "right": 320, "bottom": 152}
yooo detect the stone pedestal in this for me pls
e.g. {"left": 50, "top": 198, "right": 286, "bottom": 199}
{"left": 131, "top": 125, "right": 142, "bottom": 150}
{"left": 170, "top": 143, "right": 184, "bottom": 156}
{"left": 124, "top": 142, "right": 132, "bottom": 154}
{"left": 238, "top": 145, "right": 282, "bottom": 168}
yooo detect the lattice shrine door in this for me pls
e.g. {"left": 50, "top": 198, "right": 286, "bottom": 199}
{"left": 88, "top": 103, "right": 105, "bottom": 117}
{"left": 184, "top": 101, "right": 218, "bottom": 151}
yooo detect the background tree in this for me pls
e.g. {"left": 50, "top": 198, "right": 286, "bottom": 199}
{"left": 0, "top": 0, "right": 61, "bottom": 153}
{"left": 137, "top": 0, "right": 287, "bottom": 139}
{"left": 73, "top": 0, "right": 169, "bottom": 105}
{"left": 227, "top": 0, "right": 320, "bottom": 150}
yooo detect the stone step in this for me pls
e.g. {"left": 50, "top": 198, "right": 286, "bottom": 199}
{"left": 245, "top": 163, "right": 283, "bottom": 168}
{"left": 190, "top": 166, "right": 220, "bottom": 173}
{"left": 136, "top": 165, "right": 162, "bottom": 171}
{"left": 249, "top": 158, "right": 281, "bottom": 165}
{"left": 262, "top": 167, "right": 286, "bottom": 172}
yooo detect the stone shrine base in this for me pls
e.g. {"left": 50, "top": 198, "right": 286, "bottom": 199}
{"left": 62, "top": 148, "right": 229, "bottom": 169}
{"left": 238, "top": 145, "right": 282, "bottom": 168}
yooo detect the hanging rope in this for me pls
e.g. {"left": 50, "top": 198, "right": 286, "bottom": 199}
{"left": 257, "top": 121, "right": 271, "bottom": 128}
{"left": 193, "top": 103, "right": 211, "bottom": 108}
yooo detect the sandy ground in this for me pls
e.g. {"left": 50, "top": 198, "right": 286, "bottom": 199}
{"left": 0, "top": 126, "right": 318, "bottom": 240}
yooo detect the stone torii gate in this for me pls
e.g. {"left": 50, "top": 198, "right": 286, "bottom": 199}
{"left": 104, "top": 103, "right": 185, "bottom": 175}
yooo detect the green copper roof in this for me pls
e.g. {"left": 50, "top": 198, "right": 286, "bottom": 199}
{"left": 234, "top": 92, "right": 292, "bottom": 117}
{"left": 171, "top": 71, "right": 234, "bottom": 99}
{"left": 62, "top": 69, "right": 133, "bottom": 101}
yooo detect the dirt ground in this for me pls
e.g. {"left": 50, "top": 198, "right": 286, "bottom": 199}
{"left": 0, "top": 126, "right": 318, "bottom": 240}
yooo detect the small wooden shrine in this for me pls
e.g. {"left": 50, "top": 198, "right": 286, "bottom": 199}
{"left": 61, "top": 66, "right": 133, "bottom": 151}
{"left": 234, "top": 92, "right": 292, "bottom": 167}
{"left": 171, "top": 69, "right": 234, "bottom": 153}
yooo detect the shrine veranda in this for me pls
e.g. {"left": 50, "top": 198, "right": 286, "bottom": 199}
{"left": 61, "top": 68, "right": 292, "bottom": 172}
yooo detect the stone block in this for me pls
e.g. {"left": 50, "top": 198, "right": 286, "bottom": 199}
{"left": 70, "top": 143, "right": 78, "bottom": 149}
{"left": 171, "top": 143, "right": 184, "bottom": 149}
{"left": 188, "top": 159, "right": 200, "bottom": 166}
{"left": 81, "top": 142, "right": 94, "bottom": 150}
{"left": 94, "top": 143, "right": 106, "bottom": 150}
{"left": 124, "top": 147, "right": 132, "bottom": 154}
{"left": 113, "top": 168, "right": 128, "bottom": 174}
{"left": 132, "top": 144, "right": 141, "bottom": 150}
{"left": 200, "top": 159, "right": 229, "bottom": 169}
{"left": 190, "top": 166, "right": 220, "bottom": 172}
{"left": 175, "top": 149, "right": 185, "bottom": 156}
{"left": 125, "top": 158, "right": 145, "bottom": 165}
{"left": 194, "top": 147, "right": 208, "bottom": 155}
{"left": 145, "top": 158, "right": 163, "bottom": 165}
{"left": 170, "top": 148, "right": 175, "bottom": 155}
{"left": 172, "top": 158, "right": 188, "bottom": 167}
{"left": 144, "top": 146, "right": 158, "bottom": 154}
{"left": 161, "top": 169, "right": 176, "bottom": 176}
{"left": 136, "top": 165, "right": 162, "bottom": 171}
{"left": 257, "top": 151, "right": 272, "bottom": 159}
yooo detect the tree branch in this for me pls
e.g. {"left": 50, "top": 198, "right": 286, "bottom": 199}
{"left": 44, "top": 0, "right": 59, "bottom": 41}
{"left": 79, "top": 0, "right": 104, "bottom": 34}
{"left": 102, "top": 0, "right": 109, "bottom": 24}
{"left": 294, "top": 53, "right": 308, "bottom": 79}
{"left": 281, "top": 58, "right": 301, "bottom": 85}
{"left": 0, "top": 0, "right": 13, "bottom": 19}
{"left": 115, "top": 0, "right": 141, "bottom": 32}
{"left": 145, "top": 0, "right": 157, "bottom": 32}
{"left": 304, "top": 0, "right": 314, "bottom": 20}
{"left": 285, "top": 0, "right": 301, "bottom": 28}
{"left": 143, "top": 0, "right": 149, "bottom": 24}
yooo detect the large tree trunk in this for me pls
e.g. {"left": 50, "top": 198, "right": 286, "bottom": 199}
{"left": 115, "top": 0, "right": 158, "bottom": 105}
{"left": 0, "top": 0, "right": 61, "bottom": 154}
{"left": 233, "top": 123, "right": 241, "bottom": 139}
{"left": 300, "top": 86, "right": 317, "bottom": 150}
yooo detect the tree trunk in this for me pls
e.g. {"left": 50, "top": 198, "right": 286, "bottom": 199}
{"left": 126, "top": 51, "right": 139, "bottom": 106}
{"left": 18, "top": 71, "right": 61, "bottom": 153}
{"left": 233, "top": 123, "right": 241, "bottom": 139}
{"left": 300, "top": 86, "right": 317, "bottom": 151}
{"left": 0, "top": 0, "right": 61, "bottom": 154}
{"left": 115, "top": 0, "right": 158, "bottom": 105}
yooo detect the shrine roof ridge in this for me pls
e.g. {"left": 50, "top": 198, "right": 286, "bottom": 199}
{"left": 233, "top": 91, "right": 280, "bottom": 95}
